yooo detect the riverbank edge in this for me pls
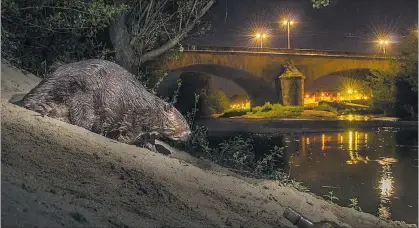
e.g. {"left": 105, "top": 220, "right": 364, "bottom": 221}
{"left": 196, "top": 117, "right": 418, "bottom": 135}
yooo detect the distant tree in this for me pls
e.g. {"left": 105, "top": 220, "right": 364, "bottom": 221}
{"left": 365, "top": 70, "right": 397, "bottom": 115}
{"left": 174, "top": 72, "right": 230, "bottom": 116}
{"left": 394, "top": 29, "right": 418, "bottom": 119}
{"left": 366, "top": 27, "right": 418, "bottom": 119}
{"left": 202, "top": 88, "right": 230, "bottom": 114}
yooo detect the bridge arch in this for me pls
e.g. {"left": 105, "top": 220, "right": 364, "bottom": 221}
{"left": 306, "top": 67, "right": 395, "bottom": 92}
{"left": 169, "top": 64, "right": 279, "bottom": 106}
{"left": 306, "top": 58, "right": 399, "bottom": 83}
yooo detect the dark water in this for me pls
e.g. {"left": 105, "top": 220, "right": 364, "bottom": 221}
{"left": 207, "top": 127, "right": 418, "bottom": 224}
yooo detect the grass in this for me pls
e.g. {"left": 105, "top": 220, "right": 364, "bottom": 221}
{"left": 234, "top": 102, "right": 339, "bottom": 119}
{"left": 243, "top": 102, "right": 303, "bottom": 118}
{"left": 182, "top": 126, "right": 309, "bottom": 191}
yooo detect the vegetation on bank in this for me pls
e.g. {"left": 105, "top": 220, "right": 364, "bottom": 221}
{"left": 171, "top": 123, "right": 309, "bottom": 192}
{"left": 220, "top": 102, "right": 340, "bottom": 119}
{"left": 364, "top": 28, "right": 418, "bottom": 120}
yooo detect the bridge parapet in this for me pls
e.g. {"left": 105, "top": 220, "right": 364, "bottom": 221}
{"left": 181, "top": 45, "right": 400, "bottom": 60}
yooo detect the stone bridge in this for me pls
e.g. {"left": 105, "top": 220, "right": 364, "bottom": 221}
{"left": 167, "top": 47, "right": 400, "bottom": 106}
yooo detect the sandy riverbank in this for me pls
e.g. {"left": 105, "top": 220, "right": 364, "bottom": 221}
{"left": 1, "top": 62, "right": 417, "bottom": 228}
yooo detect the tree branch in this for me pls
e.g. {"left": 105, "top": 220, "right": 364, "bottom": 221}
{"left": 138, "top": 0, "right": 215, "bottom": 64}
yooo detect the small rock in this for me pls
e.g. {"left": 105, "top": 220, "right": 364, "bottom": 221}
{"left": 306, "top": 201, "right": 313, "bottom": 206}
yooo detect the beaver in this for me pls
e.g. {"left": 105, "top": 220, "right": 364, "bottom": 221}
{"left": 18, "top": 59, "right": 191, "bottom": 151}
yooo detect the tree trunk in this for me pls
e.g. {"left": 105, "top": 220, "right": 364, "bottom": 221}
{"left": 109, "top": 0, "right": 137, "bottom": 73}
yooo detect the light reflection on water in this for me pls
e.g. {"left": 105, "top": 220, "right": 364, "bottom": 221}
{"left": 207, "top": 128, "right": 418, "bottom": 224}
{"left": 283, "top": 129, "right": 418, "bottom": 224}
{"left": 378, "top": 164, "right": 394, "bottom": 220}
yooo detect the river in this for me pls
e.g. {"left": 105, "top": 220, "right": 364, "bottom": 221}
{"left": 206, "top": 127, "right": 418, "bottom": 224}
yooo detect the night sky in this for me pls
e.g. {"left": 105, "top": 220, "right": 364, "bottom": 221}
{"left": 187, "top": 0, "right": 418, "bottom": 54}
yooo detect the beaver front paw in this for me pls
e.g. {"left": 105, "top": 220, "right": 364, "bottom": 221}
{"left": 25, "top": 103, "right": 52, "bottom": 117}
{"left": 142, "top": 142, "right": 157, "bottom": 152}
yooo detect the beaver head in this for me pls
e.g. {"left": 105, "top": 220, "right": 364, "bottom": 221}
{"left": 152, "top": 101, "right": 191, "bottom": 142}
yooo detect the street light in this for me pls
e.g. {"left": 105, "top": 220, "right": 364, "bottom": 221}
{"left": 282, "top": 20, "right": 294, "bottom": 49}
{"left": 255, "top": 33, "right": 267, "bottom": 48}
{"left": 378, "top": 39, "right": 390, "bottom": 54}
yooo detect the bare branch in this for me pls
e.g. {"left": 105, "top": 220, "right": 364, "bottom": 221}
{"left": 138, "top": 0, "right": 215, "bottom": 64}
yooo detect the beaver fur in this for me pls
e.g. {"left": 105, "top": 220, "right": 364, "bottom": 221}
{"left": 18, "top": 59, "right": 191, "bottom": 151}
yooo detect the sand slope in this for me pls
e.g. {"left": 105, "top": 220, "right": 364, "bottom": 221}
{"left": 1, "top": 62, "right": 416, "bottom": 228}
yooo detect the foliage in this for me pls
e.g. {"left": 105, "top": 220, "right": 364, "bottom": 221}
{"left": 365, "top": 70, "right": 397, "bottom": 115}
{"left": 348, "top": 198, "right": 362, "bottom": 212}
{"left": 174, "top": 72, "right": 230, "bottom": 117}
{"left": 398, "top": 29, "right": 418, "bottom": 93}
{"left": 363, "top": 28, "right": 418, "bottom": 119}
{"left": 201, "top": 88, "right": 230, "bottom": 115}
{"left": 244, "top": 103, "right": 303, "bottom": 118}
{"left": 2, "top": 0, "right": 214, "bottom": 79}
{"left": 323, "top": 191, "right": 339, "bottom": 204}
{"left": 311, "top": 0, "right": 330, "bottom": 9}
{"left": 185, "top": 93, "right": 201, "bottom": 128}
{"left": 170, "top": 78, "right": 183, "bottom": 105}
{"left": 210, "top": 136, "right": 255, "bottom": 170}
{"left": 1, "top": 0, "right": 128, "bottom": 76}
{"left": 393, "top": 29, "right": 418, "bottom": 119}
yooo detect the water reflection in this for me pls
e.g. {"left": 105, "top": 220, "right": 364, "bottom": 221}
{"left": 304, "top": 131, "right": 370, "bottom": 165}
{"left": 284, "top": 129, "right": 417, "bottom": 224}
{"left": 207, "top": 128, "right": 418, "bottom": 224}
{"left": 378, "top": 163, "right": 394, "bottom": 220}
{"left": 338, "top": 114, "right": 370, "bottom": 121}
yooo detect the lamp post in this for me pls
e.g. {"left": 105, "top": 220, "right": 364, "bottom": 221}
{"left": 255, "top": 33, "right": 267, "bottom": 48}
{"left": 282, "top": 20, "right": 294, "bottom": 49}
{"left": 378, "top": 39, "right": 390, "bottom": 54}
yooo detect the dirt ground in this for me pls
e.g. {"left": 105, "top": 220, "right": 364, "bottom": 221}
{"left": 1, "top": 62, "right": 417, "bottom": 228}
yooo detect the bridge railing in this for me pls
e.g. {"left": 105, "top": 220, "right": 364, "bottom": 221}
{"left": 181, "top": 44, "right": 399, "bottom": 59}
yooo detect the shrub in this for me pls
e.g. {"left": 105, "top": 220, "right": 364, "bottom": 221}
{"left": 203, "top": 88, "right": 230, "bottom": 114}
{"left": 260, "top": 102, "right": 273, "bottom": 112}
{"left": 245, "top": 103, "right": 303, "bottom": 118}
{"left": 1, "top": 0, "right": 128, "bottom": 77}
